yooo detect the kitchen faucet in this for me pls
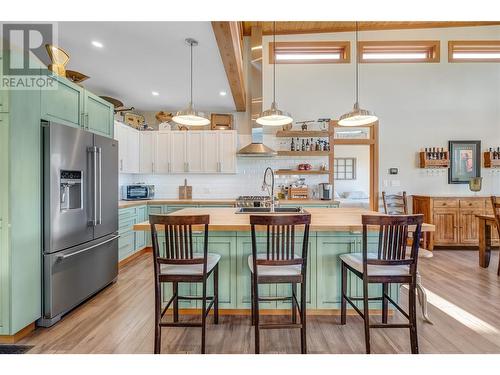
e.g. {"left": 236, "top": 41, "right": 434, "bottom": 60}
{"left": 262, "top": 167, "right": 276, "bottom": 212}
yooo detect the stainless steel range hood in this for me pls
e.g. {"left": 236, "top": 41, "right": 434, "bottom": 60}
{"left": 237, "top": 25, "right": 276, "bottom": 157}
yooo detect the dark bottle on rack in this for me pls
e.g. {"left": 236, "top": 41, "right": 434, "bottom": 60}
{"left": 305, "top": 138, "right": 310, "bottom": 151}
{"left": 290, "top": 137, "right": 295, "bottom": 151}
{"left": 296, "top": 138, "right": 300, "bottom": 152}
{"left": 301, "top": 139, "right": 305, "bottom": 151}
{"left": 497, "top": 147, "right": 500, "bottom": 159}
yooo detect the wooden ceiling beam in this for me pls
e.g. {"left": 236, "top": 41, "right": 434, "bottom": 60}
{"left": 212, "top": 21, "right": 246, "bottom": 111}
{"left": 242, "top": 21, "right": 500, "bottom": 36}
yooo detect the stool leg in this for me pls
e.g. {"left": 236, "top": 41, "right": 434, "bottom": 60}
{"left": 416, "top": 273, "right": 432, "bottom": 324}
{"left": 363, "top": 278, "right": 371, "bottom": 354}
{"left": 382, "top": 283, "right": 389, "bottom": 324}
{"left": 253, "top": 274, "right": 260, "bottom": 354}
{"left": 409, "top": 280, "right": 419, "bottom": 354}
{"left": 214, "top": 264, "right": 219, "bottom": 325}
{"left": 173, "top": 282, "right": 179, "bottom": 323}
{"left": 340, "top": 262, "right": 347, "bottom": 325}
{"left": 291, "top": 283, "right": 297, "bottom": 324}
{"left": 250, "top": 273, "right": 255, "bottom": 326}
{"left": 201, "top": 279, "right": 207, "bottom": 354}
{"left": 154, "top": 278, "right": 161, "bottom": 354}
{"left": 300, "top": 281, "right": 307, "bottom": 354}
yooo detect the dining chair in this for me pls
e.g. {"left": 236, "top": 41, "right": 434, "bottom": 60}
{"left": 491, "top": 196, "right": 500, "bottom": 276}
{"left": 382, "top": 191, "right": 433, "bottom": 324}
{"left": 340, "top": 214, "right": 424, "bottom": 354}
{"left": 249, "top": 214, "right": 311, "bottom": 354}
{"left": 149, "top": 214, "right": 220, "bottom": 354}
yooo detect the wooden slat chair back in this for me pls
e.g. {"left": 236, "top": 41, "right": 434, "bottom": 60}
{"left": 382, "top": 191, "right": 408, "bottom": 215}
{"left": 250, "top": 214, "right": 311, "bottom": 272}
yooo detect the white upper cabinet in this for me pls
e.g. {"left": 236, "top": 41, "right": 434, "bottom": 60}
{"left": 170, "top": 132, "right": 187, "bottom": 173}
{"left": 139, "top": 132, "right": 156, "bottom": 174}
{"left": 203, "top": 132, "right": 220, "bottom": 173}
{"left": 114, "top": 121, "right": 140, "bottom": 174}
{"left": 155, "top": 132, "right": 171, "bottom": 173}
{"left": 125, "top": 129, "right": 237, "bottom": 175}
{"left": 185, "top": 131, "right": 204, "bottom": 173}
{"left": 218, "top": 131, "right": 237, "bottom": 173}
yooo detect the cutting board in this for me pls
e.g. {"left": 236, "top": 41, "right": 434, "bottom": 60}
{"left": 179, "top": 179, "right": 192, "bottom": 200}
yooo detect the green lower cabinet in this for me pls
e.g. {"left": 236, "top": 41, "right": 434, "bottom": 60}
{"left": 118, "top": 205, "right": 147, "bottom": 262}
{"left": 134, "top": 206, "right": 147, "bottom": 251}
{"left": 0, "top": 113, "right": 9, "bottom": 334}
{"left": 118, "top": 232, "right": 135, "bottom": 260}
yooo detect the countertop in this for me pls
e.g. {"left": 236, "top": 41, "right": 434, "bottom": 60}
{"left": 119, "top": 198, "right": 340, "bottom": 209}
{"left": 133, "top": 207, "right": 435, "bottom": 232}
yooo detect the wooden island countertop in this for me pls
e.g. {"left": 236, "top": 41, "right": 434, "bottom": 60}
{"left": 133, "top": 207, "right": 435, "bottom": 233}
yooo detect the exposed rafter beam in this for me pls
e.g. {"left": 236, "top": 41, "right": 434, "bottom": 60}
{"left": 212, "top": 21, "right": 246, "bottom": 112}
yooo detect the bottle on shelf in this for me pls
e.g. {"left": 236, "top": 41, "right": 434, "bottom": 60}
{"left": 290, "top": 137, "right": 295, "bottom": 151}
{"left": 305, "top": 138, "right": 310, "bottom": 151}
{"left": 301, "top": 139, "right": 305, "bottom": 151}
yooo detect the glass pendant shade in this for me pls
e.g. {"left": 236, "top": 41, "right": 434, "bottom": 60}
{"left": 256, "top": 101, "right": 293, "bottom": 126}
{"left": 338, "top": 102, "right": 378, "bottom": 126}
{"left": 172, "top": 102, "right": 210, "bottom": 126}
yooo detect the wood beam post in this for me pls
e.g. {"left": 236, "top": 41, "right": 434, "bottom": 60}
{"left": 212, "top": 22, "right": 246, "bottom": 111}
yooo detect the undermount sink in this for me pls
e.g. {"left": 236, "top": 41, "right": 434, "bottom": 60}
{"left": 235, "top": 207, "right": 305, "bottom": 214}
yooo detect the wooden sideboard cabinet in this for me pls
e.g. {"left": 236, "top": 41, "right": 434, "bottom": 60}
{"left": 412, "top": 195, "right": 499, "bottom": 249}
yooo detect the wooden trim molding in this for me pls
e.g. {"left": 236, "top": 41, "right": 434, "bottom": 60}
{"left": 211, "top": 21, "right": 246, "bottom": 111}
{"left": 269, "top": 41, "right": 350, "bottom": 64}
{"left": 358, "top": 40, "right": 440, "bottom": 63}
{"left": 119, "top": 247, "right": 152, "bottom": 269}
{"left": 448, "top": 40, "right": 500, "bottom": 62}
{"left": 0, "top": 322, "right": 35, "bottom": 344}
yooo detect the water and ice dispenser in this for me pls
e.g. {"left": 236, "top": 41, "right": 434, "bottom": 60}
{"left": 60, "top": 170, "right": 82, "bottom": 211}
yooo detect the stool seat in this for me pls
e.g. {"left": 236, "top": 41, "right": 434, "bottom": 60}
{"left": 340, "top": 253, "right": 410, "bottom": 277}
{"left": 161, "top": 253, "right": 221, "bottom": 276}
{"left": 248, "top": 254, "right": 301, "bottom": 276}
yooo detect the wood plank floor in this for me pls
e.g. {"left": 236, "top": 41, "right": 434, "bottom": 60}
{"left": 20, "top": 250, "right": 500, "bottom": 354}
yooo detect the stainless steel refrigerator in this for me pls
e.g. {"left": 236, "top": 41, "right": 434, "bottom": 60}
{"left": 38, "top": 121, "right": 119, "bottom": 327}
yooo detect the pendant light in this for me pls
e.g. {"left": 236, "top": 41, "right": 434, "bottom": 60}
{"left": 338, "top": 22, "right": 378, "bottom": 126}
{"left": 173, "top": 38, "right": 210, "bottom": 126}
{"left": 256, "top": 22, "right": 293, "bottom": 126}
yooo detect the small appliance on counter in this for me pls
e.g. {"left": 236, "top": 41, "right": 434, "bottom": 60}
{"left": 121, "top": 184, "right": 155, "bottom": 200}
{"left": 319, "top": 183, "right": 333, "bottom": 200}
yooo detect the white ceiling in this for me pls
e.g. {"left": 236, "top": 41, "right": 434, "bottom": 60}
{"left": 56, "top": 22, "right": 235, "bottom": 112}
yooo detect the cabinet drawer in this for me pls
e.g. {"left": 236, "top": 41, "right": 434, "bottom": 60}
{"left": 119, "top": 207, "right": 137, "bottom": 219}
{"left": 433, "top": 199, "right": 458, "bottom": 208}
{"left": 119, "top": 217, "right": 135, "bottom": 234}
{"left": 459, "top": 200, "right": 485, "bottom": 209}
{"left": 118, "top": 232, "right": 135, "bottom": 261}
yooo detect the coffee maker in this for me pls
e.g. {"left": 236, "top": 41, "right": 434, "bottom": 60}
{"left": 318, "top": 183, "right": 333, "bottom": 200}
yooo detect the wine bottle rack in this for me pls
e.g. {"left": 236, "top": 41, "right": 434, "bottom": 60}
{"left": 484, "top": 152, "right": 500, "bottom": 168}
{"left": 419, "top": 151, "right": 450, "bottom": 168}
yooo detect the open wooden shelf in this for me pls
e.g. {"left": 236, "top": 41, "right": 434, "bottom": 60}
{"left": 277, "top": 151, "right": 329, "bottom": 157}
{"left": 484, "top": 152, "right": 500, "bottom": 168}
{"left": 276, "top": 130, "right": 330, "bottom": 138}
{"left": 275, "top": 169, "right": 329, "bottom": 175}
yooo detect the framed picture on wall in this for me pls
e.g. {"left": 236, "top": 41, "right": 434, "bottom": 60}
{"left": 448, "top": 140, "right": 481, "bottom": 184}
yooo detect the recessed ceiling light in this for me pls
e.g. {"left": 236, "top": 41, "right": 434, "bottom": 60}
{"left": 219, "top": 91, "right": 227, "bottom": 96}
{"left": 152, "top": 91, "right": 159, "bottom": 96}
{"left": 91, "top": 41, "right": 103, "bottom": 48}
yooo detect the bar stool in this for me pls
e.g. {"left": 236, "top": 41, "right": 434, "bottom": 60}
{"left": 340, "top": 214, "right": 424, "bottom": 354}
{"left": 249, "top": 214, "right": 311, "bottom": 354}
{"left": 149, "top": 214, "right": 219, "bottom": 354}
{"left": 491, "top": 196, "right": 500, "bottom": 275}
{"left": 382, "top": 191, "right": 433, "bottom": 324}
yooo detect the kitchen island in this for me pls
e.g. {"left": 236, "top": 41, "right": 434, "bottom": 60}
{"left": 133, "top": 207, "right": 434, "bottom": 313}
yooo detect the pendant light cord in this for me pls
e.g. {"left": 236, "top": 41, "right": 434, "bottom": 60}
{"left": 190, "top": 41, "right": 193, "bottom": 104}
{"left": 273, "top": 21, "right": 276, "bottom": 104}
{"left": 355, "top": 21, "right": 359, "bottom": 104}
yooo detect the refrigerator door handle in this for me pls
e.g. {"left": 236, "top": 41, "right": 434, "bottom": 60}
{"left": 88, "top": 146, "right": 98, "bottom": 226}
{"left": 56, "top": 234, "right": 120, "bottom": 261}
{"left": 97, "top": 147, "right": 102, "bottom": 225}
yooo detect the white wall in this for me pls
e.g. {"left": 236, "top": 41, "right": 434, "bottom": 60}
{"left": 262, "top": 26, "right": 500, "bottom": 196}
{"left": 333, "top": 145, "right": 370, "bottom": 196}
